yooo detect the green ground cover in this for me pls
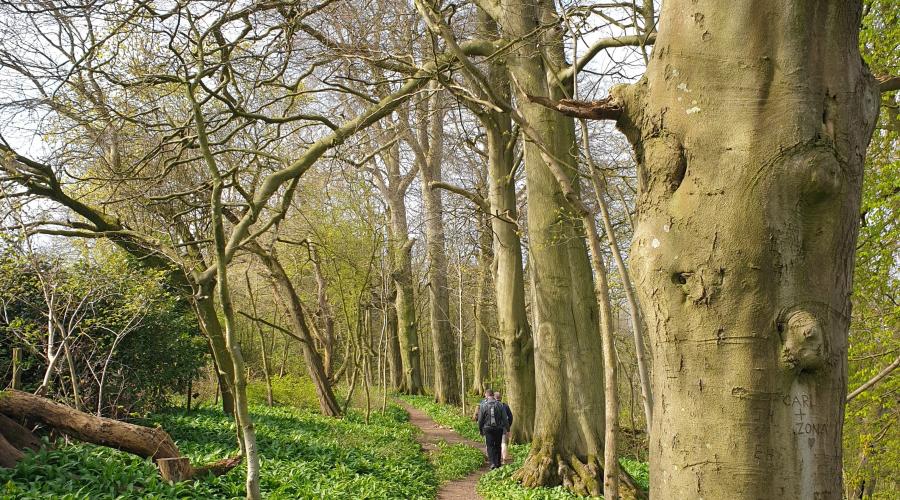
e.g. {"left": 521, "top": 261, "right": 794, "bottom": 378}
{"left": 0, "top": 404, "right": 435, "bottom": 499}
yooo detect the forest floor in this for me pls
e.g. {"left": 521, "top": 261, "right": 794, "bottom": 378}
{"left": 396, "top": 399, "right": 488, "bottom": 500}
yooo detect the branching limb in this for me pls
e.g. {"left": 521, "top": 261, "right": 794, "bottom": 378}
{"left": 522, "top": 94, "right": 623, "bottom": 121}
{"left": 878, "top": 75, "right": 900, "bottom": 92}
{"left": 847, "top": 355, "right": 900, "bottom": 402}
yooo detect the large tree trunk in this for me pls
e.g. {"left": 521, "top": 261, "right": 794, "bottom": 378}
{"left": 384, "top": 285, "right": 404, "bottom": 390}
{"left": 500, "top": 1, "right": 606, "bottom": 494}
{"left": 0, "top": 413, "right": 41, "bottom": 452}
{"left": 0, "top": 390, "right": 241, "bottom": 480}
{"left": 0, "top": 390, "right": 180, "bottom": 461}
{"left": 613, "top": 1, "right": 880, "bottom": 498}
{"left": 415, "top": 89, "right": 460, "bottom": 405}
{"left": 478, "top": 9, "right": 536, "bottom": 443}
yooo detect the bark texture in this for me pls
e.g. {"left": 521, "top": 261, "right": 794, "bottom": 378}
{"left": 499, "top": 0, "right": 606, "bottom": 493}
{"left": 0, "top": 389, "right": 180, "bottom": 460}
{"left": 471, "top": 210, "right": 492, "bottom": 396}
{"left": 383, "top": 142, "right": 425, "bottom": 394}
{"left": 414, "top": 90, "right": 460, "bottom": 404}
{"left": 615, "top": 1, "right": 880, "bottom": 498}
{"left": 479, "top": 9, "right": 536, "bottom": 443}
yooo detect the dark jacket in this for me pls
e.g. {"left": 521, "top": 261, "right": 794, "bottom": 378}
{"left": 501, "top": 402, "right": 513, "bottom": 427}
{"left": 477, "top": 398, "right": 509, "bottom": 435}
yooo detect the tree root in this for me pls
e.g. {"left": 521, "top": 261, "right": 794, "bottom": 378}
{"left": 512, "top": 440, "right": 649, "bottom": 499}
{"left": 513, "top": 442, "right": 602, "bottom": 497}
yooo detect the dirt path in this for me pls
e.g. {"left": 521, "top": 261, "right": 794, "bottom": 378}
{"left": 395, "top": 400, "right": 489, "bottom": 500}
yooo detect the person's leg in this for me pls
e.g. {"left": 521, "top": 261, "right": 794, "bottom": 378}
{"left": 485, "top": 430, "right": 502, "bottom": 468}
{"left": 501, "top": 432, "right": 508, "bottom": 462}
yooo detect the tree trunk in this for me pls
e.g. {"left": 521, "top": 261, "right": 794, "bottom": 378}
{"left": 0, "top": 390, "right": 242, "bottom": 478}
{"left": 0, "top": 413, "right": 40, "bottom": 452}
{"left": 0, "top": 389, "right": 180, "bottom": 460}
{"left": 589, "top": 166, "right": 653, "bottom": 429}
{"left": 385, "top": 295, "right": 403, "bottom": 390}
{"left": 0, "top": 432, "right": 23, "bottom": 468}
{"left": 613, "top": 1, "right": 880, "bottom": 497}
{"left": 245, "top": 270, "right": 274, "bottom": 407}
{"left": 310, "top": 243, "right": 336, "bottom": 378}
{"left": 415, "top": 88, "right": 460, "bottom": 404}
{"left": 498, "top": 2, "right": 607, "bottom": 494}
{"left": 388, "top": 192, "right": 424, "bottom": 395}
{"left": 259, "top": 252, "right": 342, "bottom": 417}
{"left": 195, "top": 285, "right": 235, "bottom": 417}
{"left": 471, "top": 211, "right": 492, "bottom": 396}
{"left": 478, "top": 9, "right": 536, "bottom": 442}
{"left": 382, "top": 219, "right": 405, "bottom": 390}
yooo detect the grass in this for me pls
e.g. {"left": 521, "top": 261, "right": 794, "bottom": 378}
{"left": 429, "top": 441, "right": 485, "bottom": 483}
{"left": 0, "top": 403, "right": 436, "bottom": 499}
{"left": 398, "top": 393, "right": 650, "bottom": 499}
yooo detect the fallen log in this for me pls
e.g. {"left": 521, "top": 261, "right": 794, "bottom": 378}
{"left": 0, "top": 390, "right": 241, "bottom": 481}
{"left": 0, "top": 390, "right": 179, "bottom": 460}
{"left": 0, "top": 432, "right": 24, "bottom": 468}
{"left": 0, "top": 413, "right": 41, "bottom": 451}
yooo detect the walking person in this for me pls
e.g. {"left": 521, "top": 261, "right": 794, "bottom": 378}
{"left": 477, "top": 389, "right": 509, "bottom": 469}
{"left": 495, "top": 392, "right": 513, "bottom": 463}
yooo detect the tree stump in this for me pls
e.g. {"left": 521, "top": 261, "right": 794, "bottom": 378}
{"left": 157, "top": 457, "right": 194, "bottom": 482}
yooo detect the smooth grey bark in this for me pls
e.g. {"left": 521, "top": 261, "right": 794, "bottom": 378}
{"left": 474, "top": 7, "right": 537, "bottom": 443}
{"left": 381, "top": 229, "right": 404, "bottom": 390}
{"left": 611, "top": 1, "right": 880, "bottom": 497}
{"left": 471, "top": 210, "right": 492, "bottom": 396}
{"left": 411, "top": 88, "right": 460, "bottom": 404}
{"left": 379, "top": 137, "right": 424, "bottom": 395}
{"left": 497, "top": 0, "right": 606, "bottom": 493}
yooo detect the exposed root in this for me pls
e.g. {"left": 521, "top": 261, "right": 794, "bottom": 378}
{"left": 513, "top": 442, "right": 602, "bottom": 497}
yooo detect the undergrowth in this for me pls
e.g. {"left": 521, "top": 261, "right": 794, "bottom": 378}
{"left": 477, "top": 444, "right": 650, "bottom": 499}
{"left": 0, "top": 403, "right": 435, "bottom": 499}
{"left": 429, "top": 441, "right": 484, "bottom": 483}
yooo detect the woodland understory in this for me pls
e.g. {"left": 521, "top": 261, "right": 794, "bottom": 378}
{"left": 0, "top": 1, "right": 897, "bottom": 499}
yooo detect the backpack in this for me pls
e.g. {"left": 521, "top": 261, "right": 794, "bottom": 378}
{"left": 482, "top": 400, "right": 505, "bottom": 431}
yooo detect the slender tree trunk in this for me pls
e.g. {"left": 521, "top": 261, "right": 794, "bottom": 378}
{"left": 471, "top": 211, "right": 491, "bottom": 395}
{"left": 587, "top": 157, "right": 653, "bottom": 429}
{"left": 258, "top": 252, "right": 342, "bottom": 416}
{"left": 611, "top": 2, "right": 880, "bottom": 497}
{"left": 195, "top": 287, "right": 235, "bottom": 416}
{"left": 416, "top": 89, "right": 460, "bottom": 404}
{"left": 310, "top": 243, "right": 335, "bottom": 378}
{"left": 245, "top": 271, "right": 273, "bottom": 406}
{"left": 62, "top": 341, "right": 82, "bottom": 412}
{"left": 278, "top": 339, "right": 289, "bottom": 378}
{"left": 498, "top": 2, "right": 606, "bottom": 494}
